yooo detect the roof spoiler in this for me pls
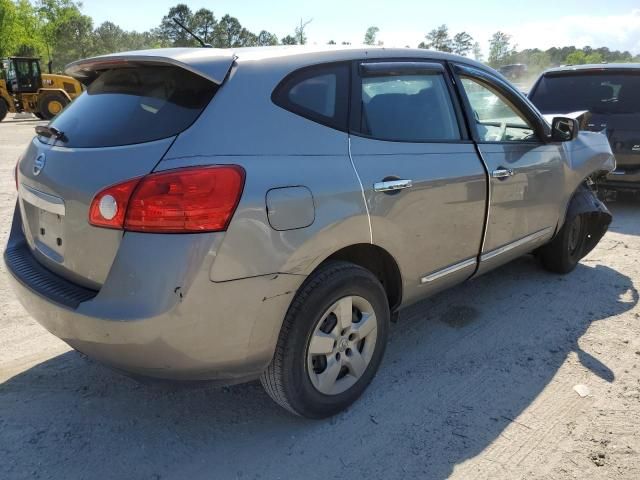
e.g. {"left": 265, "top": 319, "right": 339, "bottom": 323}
{"left": 65, "top": 48, "right": 236, "bottom": 85}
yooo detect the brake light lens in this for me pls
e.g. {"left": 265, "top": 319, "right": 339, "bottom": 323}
{"left": 89, "top": 166, "right": 245, "bottom": 233}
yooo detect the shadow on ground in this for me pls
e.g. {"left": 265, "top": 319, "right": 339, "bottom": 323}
{"left": 1, "top": 257, "right": 637, "bottom": 479}
{"left": 606, "top": 197, "right": 640, "bottom": 237}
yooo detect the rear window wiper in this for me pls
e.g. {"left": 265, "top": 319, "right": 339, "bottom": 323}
{"left": 35, "top": 125, "right": 67, "bottom": 142}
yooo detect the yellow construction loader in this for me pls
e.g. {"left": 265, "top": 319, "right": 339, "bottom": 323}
{"left": 0, "top": 57, "right": 83, "bottom": 122}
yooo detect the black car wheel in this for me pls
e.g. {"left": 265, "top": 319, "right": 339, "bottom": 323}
{"left": 261, "top": 261, "right": 390, "bottom": 418}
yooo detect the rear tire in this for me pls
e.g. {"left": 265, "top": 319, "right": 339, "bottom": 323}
{"left": 0, "top": 99, "right": 8, "bottom": 122}
{"left": 261, "top": 261, "right": 390, "bottom": 418}
{"left": 538, "top": 212, "right": 587, "bottom": 274}
{"left": 37, "top": 92, "right": 68, "bottom": 120}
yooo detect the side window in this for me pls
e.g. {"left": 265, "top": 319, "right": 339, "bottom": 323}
{"left": 31, "top": 60, "right": 41, "bottom": 78}
{"left": 460, "top": 76, "right": 536, "bottom": 142}
{"left": 359, "top": 73, "right": 460, "bottom": 142}
{"left": 272, "top": 63, "right": 349, "bottom": 131}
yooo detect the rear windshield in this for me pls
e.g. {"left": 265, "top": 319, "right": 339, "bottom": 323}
{"left": 46, "top": 66, "right": 217, "bottom": 148}
{"left": 529, "top": 72, "right": 640, "bottom": 114}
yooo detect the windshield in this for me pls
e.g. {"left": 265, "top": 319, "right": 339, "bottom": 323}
{"left": 47, "top": 66, "right": 217, "bottom": 148}
{"left": 529, "top": 72, "right": 640, "bottom": 115}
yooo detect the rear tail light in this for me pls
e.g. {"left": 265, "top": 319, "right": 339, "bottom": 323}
{"left": 89, "top": 166, "right": 245, "bottom": 233}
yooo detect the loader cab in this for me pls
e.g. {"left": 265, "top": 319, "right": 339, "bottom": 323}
{"left": 5, "top": 57, "right": 42, "bottom": 94}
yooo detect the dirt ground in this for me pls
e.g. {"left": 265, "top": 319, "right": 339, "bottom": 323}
{"left": 1, "top": 113, "right": 639, "bottom": 480}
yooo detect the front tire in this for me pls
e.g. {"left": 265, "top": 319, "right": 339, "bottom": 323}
{"left": 0, "top": 99, "right": 8, "bottom": 122}
{"left": 261, "top": 261, "right": 390, "bottom": 418}
{"left": 538, "top": 212, "right": 587, "bottom": 274}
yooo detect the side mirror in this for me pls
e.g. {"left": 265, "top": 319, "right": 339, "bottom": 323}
{"left": 551, "top": 117, "right": 579, "bottom": 142}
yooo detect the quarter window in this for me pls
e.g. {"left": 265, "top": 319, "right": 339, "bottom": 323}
{"left": 358, "top": 73, "right": 460, "bottom": 142}
{"left": 272, "top": 63, "right": 349, "bottom": 131}
{"left": 460, "top": 76, "right": 536, "bottom": 142}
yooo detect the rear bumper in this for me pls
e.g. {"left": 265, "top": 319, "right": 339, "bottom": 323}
{"left": 5, "top": 212, "right": 303, "bottom": 382}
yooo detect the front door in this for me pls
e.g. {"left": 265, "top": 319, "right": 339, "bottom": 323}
{"left": 455, "top": 66, "right": 566, "bottom": 274}
{"left": 348, "top": 61, "right": 487, "bottom": 303}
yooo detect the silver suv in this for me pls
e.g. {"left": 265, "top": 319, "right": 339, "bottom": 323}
{"left": 6, "top": 47, "right": 614, "bottom": 418}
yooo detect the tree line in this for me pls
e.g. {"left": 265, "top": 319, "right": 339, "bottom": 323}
{"left": 0, "top": 1, "right": 323, "bottom": 71}
{"left": 1, "top": 1, "right": 638, "bottom": 74}
{"left": 417, "top": 24, "right": 640, "bottom": 69}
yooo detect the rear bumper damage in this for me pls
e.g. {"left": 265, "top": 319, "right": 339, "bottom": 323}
{"left": 5, "top": 207, "right": 303, "bottom": 382}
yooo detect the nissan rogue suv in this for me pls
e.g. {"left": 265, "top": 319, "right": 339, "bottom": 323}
{"left": 5, "top": 46, "right": 614, "bottom": 418}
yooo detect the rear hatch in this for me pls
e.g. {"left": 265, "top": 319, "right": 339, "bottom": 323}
{"left": 529, "top": 69, "right": 640, "bottom": 171}
{"left": 17, "top": 52, "right": 232, "bottom": 289}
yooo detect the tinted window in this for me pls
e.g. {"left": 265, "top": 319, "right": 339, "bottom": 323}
{"left": 359, "top": 73, "right": 460, "bottom": 142}
{"left": 273, "top": 63, "right": 349, "bottom": 131}
{"left": 46, "top": 66, "right": 217, "bottom": 148}
{"left": 460, "top": 77, "right": 535, "bottom": 142}
{"left": 530, "top": 72, "right": 640, "bottom": 114}
{"left": 289, "top": 73, "right": 336, "bottom": 117}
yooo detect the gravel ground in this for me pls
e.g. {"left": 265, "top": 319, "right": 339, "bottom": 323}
{"left": 1, "top": 113, "right": 639, "bottom": 480}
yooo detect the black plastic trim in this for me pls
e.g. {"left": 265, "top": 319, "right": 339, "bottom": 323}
{"left": 5, "top": 242, "right": 98, "bottom": 309}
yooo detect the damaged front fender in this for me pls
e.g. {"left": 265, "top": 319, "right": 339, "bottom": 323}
{"left": 564, "top": 130, "right": 616, "bottom": 184}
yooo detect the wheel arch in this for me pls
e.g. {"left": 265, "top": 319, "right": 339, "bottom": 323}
{"left": 312, "top": 243, "right": 403, "bottom": 312}
{"left": 557, "top": 174, "right": 607, "bottom": 233}
{"left": 37, "top": 88, "right": 72, "bottom": 101}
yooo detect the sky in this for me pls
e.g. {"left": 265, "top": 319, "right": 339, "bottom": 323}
{"left": 82, "top": 0, "right": 640, "bottom": 54}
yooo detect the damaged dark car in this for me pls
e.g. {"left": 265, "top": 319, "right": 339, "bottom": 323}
{"left": 529, "top": 63, "right": 640, "bottom": 194}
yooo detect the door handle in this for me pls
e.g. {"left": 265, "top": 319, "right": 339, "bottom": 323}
{"left": 491, "top": 168, "right": 514, "bottom": 179}
{"left": 373, "top": 179, "right": 413, "bottom": 192}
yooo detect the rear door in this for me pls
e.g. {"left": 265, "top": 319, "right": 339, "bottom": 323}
{"left": 16, "top": 63, "right": 224, "bottom": 289}
{"left": 348, "top": 61, "right": 487, "bottom": 303}
{"left": 453, "top": 64, "right": 565, "bottom": 274}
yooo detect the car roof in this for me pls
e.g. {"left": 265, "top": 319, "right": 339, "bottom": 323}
{"left": 542, "top": 63, "right": 640, "bottom": 75}
{"left": 65, "top": 45, "right": 492, "bottom": 84}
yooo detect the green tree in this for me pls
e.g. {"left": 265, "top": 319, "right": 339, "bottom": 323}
{"left": 52, "top": 8, "right": 93, "bottom": 66}
{"left": 488, "top": 31, "right": 515, "bottom": 67}
{"left": 327, "top": 40, "right": 336, "bottom": 45}
{"left": 256, "top": 30, "right": 278, "bottom": 46}
{"left": 214, "top": 14, "right": 243, "bottom": 47}
{"left": 93, "top": 21, "right": 125, "bottom": 55}
{"left": 238, "top": 28, "right": 257, "bottom": 47}
{"left": 472, "top": 41, "right": 483, "bottom": 62}
{"left": 12, "top": 0, "right": 46, "bottom": 57}
{"left": 566, "top": 50, "right": 604, "bottom": 65}
{"left": 419, "top": 24, "right": 452, "bottom": 52}
{"left": 294, "top": 18, "right": 312, "bottom": 45}
{"left": 281, "top": 34, "right": 297, "bottom": 45}
{"left": 123, "top": 29, "right": 166, "bottom": 50}
{"left": 364, "top": 26, "right": 379, "bottom": 46}
{"left": 37, "top": 0, "right": 94, "bottom": 71}
{"left": 159, "top": 3, "right": 198, "bottom": 47}
{"left": 192, "top": 8, "right": 216, "bottom": 44}
{"left": 452, "top": 31, "right": 473, "bottom": 56}
{"left": 0, "top": 0, "right": 18, "bottom": 58}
